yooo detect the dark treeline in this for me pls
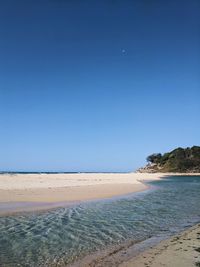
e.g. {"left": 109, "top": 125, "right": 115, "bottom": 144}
{"left": 146, "top": 146, "right": 200, "bottom": 172}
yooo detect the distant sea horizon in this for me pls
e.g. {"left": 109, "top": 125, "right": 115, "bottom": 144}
{"left": 0, "top": 171, "right": 130, "bottom": 174}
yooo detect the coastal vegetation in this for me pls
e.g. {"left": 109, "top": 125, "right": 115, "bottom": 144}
{"left": 140, "top": 146, "right": 200, "bottom": 173}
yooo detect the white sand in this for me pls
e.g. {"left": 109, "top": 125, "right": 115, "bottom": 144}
{"left": 0, "top": 172, "right": 161, "bottom": 190}
{"left": 0, "top": 172, "right": 199, "bottom": 213}
{"left": 0, "top": 173, "right": 156, "bottom": 203}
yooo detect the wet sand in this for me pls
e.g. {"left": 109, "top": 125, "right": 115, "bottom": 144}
{"left": 120, "top": 223, "right": 200, "bottom": 267}
{"left": 0, "top": 183, "right": 147, "bottom": 215}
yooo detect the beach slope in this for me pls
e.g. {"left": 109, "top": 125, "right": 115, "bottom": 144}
{"left": 120, "top": 224, "right": 200, "bottom": 267}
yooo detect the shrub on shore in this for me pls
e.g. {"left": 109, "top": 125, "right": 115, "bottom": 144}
{"left": 144, "top": 146, "right": 200, "bottom": 173}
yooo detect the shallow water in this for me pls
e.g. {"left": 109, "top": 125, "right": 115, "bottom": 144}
{"left": 0, "top": 176, "right": 200, "bottom": 266}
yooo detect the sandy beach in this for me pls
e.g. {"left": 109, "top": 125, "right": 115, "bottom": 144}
{"left": 0, "top": 172, "right": 200, "bottom": 266}
{"left": 0, "top": 172, "right": 162, "bottom": 204}
{"left": 0, "top": 172, "right": 154, "bottom": 214}
{"left": 0, "top": 172, "right": 199, "bottom": 214}
{"left": 120, "top": 223, "right": 200, "bottom": 267}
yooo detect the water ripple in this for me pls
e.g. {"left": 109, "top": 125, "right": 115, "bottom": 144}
{"left": 0, "top": 176, "right": 200, "bottom": 266}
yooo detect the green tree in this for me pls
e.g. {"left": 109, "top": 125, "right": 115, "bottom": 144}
{"left": 146, "top": 153, "right": 162, "bottom": 163}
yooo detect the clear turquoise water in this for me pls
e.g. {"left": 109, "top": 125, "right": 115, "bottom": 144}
{"left": 0, "top": 176, "right": 200, "bottom": 266}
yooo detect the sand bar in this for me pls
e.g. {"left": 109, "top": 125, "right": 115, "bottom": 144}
{"left": 0, "top": 173, "right": 159, "bottom": 202}
{"left": 0, "top": 172, "right": 199, "bottom": 214}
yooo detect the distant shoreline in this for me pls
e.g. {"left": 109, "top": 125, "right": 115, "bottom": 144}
{"left": 0, "top": 171, "right": 130, "bottom": 174}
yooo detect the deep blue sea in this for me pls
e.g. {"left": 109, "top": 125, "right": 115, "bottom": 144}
{"left": 0, "top": 176, "right": 200, "bottom": 266}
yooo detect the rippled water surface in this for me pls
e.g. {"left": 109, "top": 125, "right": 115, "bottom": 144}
{"left": 0, "top": 176, "right": 200, "bottom": 266}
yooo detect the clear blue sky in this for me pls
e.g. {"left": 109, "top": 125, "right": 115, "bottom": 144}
{"left": 0, "top": 0, "right": 199, "bottom": 172}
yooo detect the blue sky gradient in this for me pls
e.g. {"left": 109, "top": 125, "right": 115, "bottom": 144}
{"left": 0, "top": 0, "right": 200, "bottom": 171}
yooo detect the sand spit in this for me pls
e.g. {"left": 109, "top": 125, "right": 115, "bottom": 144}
{"left": 0, "top": 173, "right": 160, "bottom": 203}
{"left": 0, "top": 172, "right": 199, "bottom": 214}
